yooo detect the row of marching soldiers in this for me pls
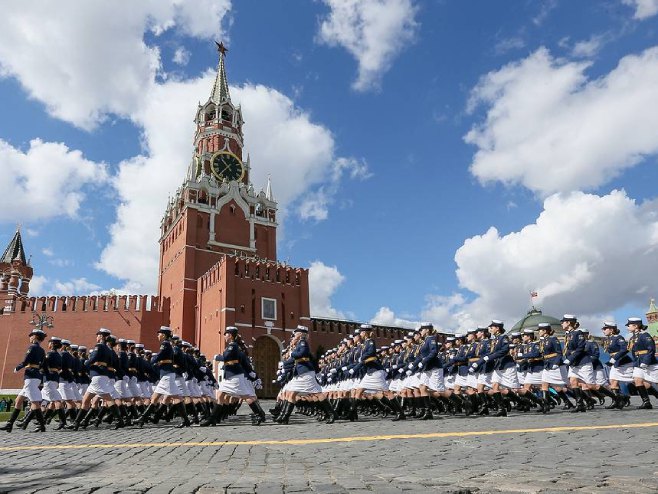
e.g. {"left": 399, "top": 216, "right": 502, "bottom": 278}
{"left": 1, "top": 325, "right": 269, "bottom": 432}
{"left": 271, "top": 315, "right": 657, "bottom": 423}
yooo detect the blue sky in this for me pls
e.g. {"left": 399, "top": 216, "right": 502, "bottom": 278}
{"left": 1, "top": 0, "right": 658, "bottom": 334}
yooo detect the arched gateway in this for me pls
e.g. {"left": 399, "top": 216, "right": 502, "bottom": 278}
{"left": 252, "top": 335, "right": 282, "bottom": 398}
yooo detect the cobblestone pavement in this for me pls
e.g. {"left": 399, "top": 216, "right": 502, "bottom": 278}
{"left": 1, "top": 399, "right": 657, "bottom": 494}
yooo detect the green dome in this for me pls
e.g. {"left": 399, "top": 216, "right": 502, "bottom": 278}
{"left": 511, "top": 307, "right": 562, "bottom": 334}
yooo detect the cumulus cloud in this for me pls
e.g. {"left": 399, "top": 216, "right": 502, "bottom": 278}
{"left": 433, "top": 190, "right": 658, "bottom": 331}
{"left": 0, "top": 0, "right": 231, "bottom": 130}
{"left": 0, "top": 139, "right": 107, "bottom": 222}
{"left": 370, "top": 306, "right": 417, "bottom": 329}
{"left": 571, "top": 35, "right": 605, "bottom": 58}
{"left": 52, "top": 277, "right": 102, "bottom": 295}
{"left": 317, "top": 0, "right": 419, "bottom": 91}
{"left": 622, "top": 0, "right": 658, "bottom": 19}
{"left": 298, "top": 157, "right": 371, "bottom": 221}
{"left": 465, "top": 47, "right": 658, "bottom": 196}
{"left": 308, "top": 261, "right": 346, "bottom": 319}
{"left": 173, "top": 47, "right": 191, "bottom": 66}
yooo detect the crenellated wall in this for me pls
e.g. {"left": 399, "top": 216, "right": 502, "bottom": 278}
{"left": 0, "top": 294, "right": 169, "bottom": 390}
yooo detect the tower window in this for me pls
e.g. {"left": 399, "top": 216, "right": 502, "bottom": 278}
{"left": 262, "top": 297, "right": 276, "bottom": 320}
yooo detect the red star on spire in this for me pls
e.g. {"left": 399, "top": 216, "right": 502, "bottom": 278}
{"left": 215, "top": 41, "right": 228, "bottom": 56}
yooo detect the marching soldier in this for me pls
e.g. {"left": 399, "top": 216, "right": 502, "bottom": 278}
{"left": 602, "top": 321, "right": 633, "bottom": 409}
{"left": 627, "top": 317, "right": 658, "bottom": 409}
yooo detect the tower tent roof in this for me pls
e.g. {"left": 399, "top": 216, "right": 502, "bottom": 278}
{"left": 1, "top": 228, "right": 27, "bottom": 265}
{"left": 511, "top": 307, "right": 562, "bottom": 334}
{"left": 210, "top": 41, "right": 231, "bottom": 104}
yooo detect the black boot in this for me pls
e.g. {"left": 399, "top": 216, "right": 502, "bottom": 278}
{"left": 637, "top": 386, "right": 653, "bottom": 409}
{"left": 43, "top": 408, "right": 55, "bottom": 425}
{"left": 420, "top": 396, "right": 434, "bottom": 420}
{"left": 109, "top": 405, "right": 125, "bottom": 429}
{"left": 200, "top": 403, "right": 223, "bottom": 426}
{"left": 93, "top": 407, "right": 107, "bottom": 428}
{"left": 248, "top": 401, "right": 267, "bottom": 425}
{"left": 570, "top": 388, "right": 587, "bottom": 413}
{"left": 136, "top": 403, "right": 157, "bottom": 427}
{"left": 477, "top": 393, "right": 490, "bottom": 415}
{"left": 274, "top": 401, "right": 290, "bottom": 424}
{"left": 19, "top": 409, "right": 35, "bottom": 430}
{"left": 383, "top": 397, "right": 405, "bottom": 421}
{"left": 493, "top": 393, "right": 507, "bottom": 417}
{"left": 318, "top": 400, "right": 336, "bottom": 424}
{"left": 72, "top": 408, "right": 88, "bottom": 431}
{"left": 605, "top": 389, "right": 622, "bottom": 409}
{"left": 277, "top": 400, "right": 295, "bottom": 424}
{"left": 31, "top": 408, "right": 46, "bottom": 432}
{"left": 558, "top": 391, "right": 574, "bottom": 409}
{"left": 0, "top": 407, "right": 21, "bottom": 432}
{"left": 348, "top": 398, "right": 358, "bottom": 422}
{"left": 647, "top": 386, "right": 658, "bottom": 399}
{"left": 176, "top": 402, "right": 191, "bottom": 428}
{"left": 55, "top": 408, "right": 69, "bottom": 430}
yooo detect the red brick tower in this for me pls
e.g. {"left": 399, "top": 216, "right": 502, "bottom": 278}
{"left": 158, "top": 43, "right": 279, "bottom": 341}
{"left": 0, "top": 227, "right": 33, "bottom": 315}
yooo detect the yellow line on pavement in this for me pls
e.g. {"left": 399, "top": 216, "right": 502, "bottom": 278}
{"left": 1, "top": 421, "right": 657, "bottom": 452}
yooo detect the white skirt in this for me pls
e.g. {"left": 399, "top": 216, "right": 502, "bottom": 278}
{"left": 594, "top": 367, "right": 609, "bottom": 386}
{"left": 42, "top": 381, "right": 62, "bottom": 402}
{"left": 188, "top": 379, "right": 203, "bottom": 398}
{"left": 403, "top": 374, "right": 421, "bottom": 389}
{"left": 217, "top": 374, "right": 256, "bottom": 397}
{"left": 609, "top": 364, "right": 634, "bottom": 382}
{"left": 389, "top": 379, "right": 402, "bottom": 392}
{"left": 285, "top": 371, "right": 322, "bottom": 395}
{"left": 79, "top": 384, "right": 89, "bottom": 396}
{"left": 467, "top": 373, "right": 478, "bottom": 389}
{"left": 58, "top": 382, "right": 78, "bottom": 401}
{"left": 542, "top": 365, "right": 568, "bottom": 386}
{"left": 114, "top": 377, "right": 132, "bottom": 399}
{"left": 175, "top": 376, "right": 190, "bottom": 397}
{"left": 633, "top": 364, "right": 658, "bottom": 383}
{"left": 444, "top": 374, "right": 456, "bottom": 390}
{"left": 128, "top": 377, "right": 142, "bottom": 398}
{"left": 518, "top": 370, "right": 525, "bottom": 386}
{"left": 477, "top": 371, "right": 494, "bottom": 388}
{"left": 568, "top": 363, "right": 595, "bottom": 384}
{"left": 18, "top": 378, "right": 43, "bottom": 402}
{"left": 454, "top": 374, "right": 469, "bottom": 388}
{"left": 154, "top": 373, "right": 181, "bottom": 396}
{"left": 493, "top": 367, "right": 520, "bottom": 389}
{"left": 87, "top": 375, "right": 115, "bottom": 396}
{"left": 524, "top": 370, "right": 543, "bottom": 386}
{"left": 424, "top": 369, "right": 445, "bottom": 392}
{"left": 139, "top": 381, "right": 153, "bottom": 398}
{"left": 358, "top": 369, "right": 389, "bottom": 392}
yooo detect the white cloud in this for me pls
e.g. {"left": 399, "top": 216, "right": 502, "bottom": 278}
{"left": 298, "top": 157, "right": 371, "bottom": 221}
{"left": 494, "top": 37, "right": 525, "bottom": 55}
{"left": 308, "top": 261, "right": 346, "bottom": 319}
{"left": 41, "top": 248, "right": 54, "bottom": 257}
{"left": 571, "top": 35, "right": 605, "bottom": 58}
{"left": 52, "top": 277, "right": 102, "bottom": 295}
{"left": 465, "top": 47, "right": 658, "bottom": 196}
{"left": 173, "top": 47, "right": 191, "bottom": 66}
{"left": 623, "top": 0, "right": 658, "bottom": 19}
{"left": 370, "top": 306, "right": 417, "bottom": 329}
{"left": 0, "top": 0, "right": 231, "bottom": 130}
{"left": 435, "top": 190, "right": 658, "bottom": 331}
{"left": 28, "top": 275, "right": 48, "bottom": 296}
{"left": 317, "top": 0, "right": 419, "bottom": 91}
{"left": 0, "top": 139, "right": 107, "bottom": 222}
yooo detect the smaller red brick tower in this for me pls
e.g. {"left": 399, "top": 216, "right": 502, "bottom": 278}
{"left": 158, "top": 43, "right": 279, "bottom": 341}
{"left": 0, "top": 227, "right": 33, "bottom": 315}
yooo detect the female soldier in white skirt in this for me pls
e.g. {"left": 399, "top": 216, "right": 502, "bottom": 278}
{"left": 538, "top": 322, "right": 573, "bottom": 411}
{"left": 582, "top": 329, "right": 618, "bottom": 407}
{"left": 1, "top": 329, "right": 48, "bottom": 433}
{"left": 486, "top": 320, "right": 519, "bottom": 417}
{"left": 561, "top": 315, "right": 594, "bottom": 413}
{"left": 517, "top": 329, "right": 547, "bottom": 413}
{"left": 627, "top": 317, "right": 658, "bottom": 409}
{"left": 40, "top": 336, "right": 70, "bottom": 430}
{"left": 201, "top": 326, "right": 267, "bottom": 426}
{"left": 602, "top": 321, "right": 633, "bottom": 409}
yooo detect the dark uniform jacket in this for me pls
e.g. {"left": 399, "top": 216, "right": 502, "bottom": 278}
{"left": 629, "top": 331, "right": 657, "bottom": 367}
{"left": 540, "top": 336, "right": 564, "bottom": 369}
{"left": 290, "top": 338, "right": 315, "bottom": 375}
{"left": 603, "top": 335, "right": 633, "bottom": 367}
{"left": 42, "top": 350, "right": 62, "bottom": 382}
{"left": 563, "top": 330, "right": 590, "bottom": 366}
{"left": 215, "top": 341, "right": 249, "bottom": 378}
{"left": 15, "top": 343, "right": 46, "bottom": 380}
{"left": 487, "top": 335, "right": 515, "bottom": 371}
{"left": 87, "top": 343, "right": 113, "bottom": 377}
{"left": 153, "top": 340, "right": 175, "bottom": 377}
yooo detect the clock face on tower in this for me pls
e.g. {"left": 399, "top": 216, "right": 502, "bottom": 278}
{"left": 211, "top": 151, "right": 244, "bottom": 182}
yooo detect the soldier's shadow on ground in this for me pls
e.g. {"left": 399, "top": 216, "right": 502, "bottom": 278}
{"left": 0, "top": 463, "right": 98, "bottom": 493}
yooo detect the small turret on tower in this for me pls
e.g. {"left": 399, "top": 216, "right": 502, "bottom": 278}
{"left": 0, "top": 226, "right": 34, "bottom": 313}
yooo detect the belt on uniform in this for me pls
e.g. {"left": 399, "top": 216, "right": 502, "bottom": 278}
{"left": 529, "top": 358, "right": 544, "bottom": 362}
{"left": 295, "top": 358, "right": 310, "bottom": 363}
{"left": 128, "top": 368, "right": 137, "bottom": 372}
{"left": 468, "top": 357, "right": 480, "bottom": 363}
{"left": 173, "top": 364, "right": 180, "bottom": 368}
{"left": 25, "top": 364, "right": 40, "bottom": 369}
{"left": 543, "top": 353, "right": 558, "bottom": 358}
{"left": 108, "top": 367, "right": 116, "bottom": 372}
{"left": 635, "top": 350, "right": 649, "bottom": 355}
{"left": 49, "top": 368, "right": 62, "bottom": 372}
{"left": 363, "top": 357, "right": 377, "bottom": 363}
{"left": 224, "top": 360, "right": 239, "bottom": 365}
{"left": 158, "top": 359, "right": 173, "bottom": 364}
{"left": 92, "top": 362, "right": 108, "bottom": 367}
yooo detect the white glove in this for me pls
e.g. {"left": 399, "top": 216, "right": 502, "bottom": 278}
{"left": 249, "top": 371, "right": 257, "bottom": 378}
{"left": 468, "top": 367, "right": 475, "bottom": 374}
{"left": 349, "top": 368, "right": 355, "bottom": 375}
{"left": 483, "top": 356, "right": 489, "bottom": 362}
{"left": 341, "top": 366, "right": 347, "bottom": 371}
{"left": 563, "top": 359, "right": 570, "bottom": 365}
{"left": 408, "top": 363, "right": 414, "bottom": 369}
{"left": 640, "top": 363, "right": 648, "bottom": 369}
{"left": 472, "top": 362, "right": 478, "bottom": 370}
{"left": 405, "top": 370, "right": 412, "bottom": 376}
{"left": 608, "top": 358, "right": 615, "bottom": 365}
{"left": 418, "top": 362, "right": 423, "bottom": 369}
{"left": 517, "top": 352, "right": 523, "bottom": 357}
{"left": 392, "top": 365, "right": 398, "bottom": 370}
{"left": 385, "top": 368, "right": 390, "bottom": 373}
{"left": 199, "top": 366, "right": 207, "bottom": 373}
{"left": 213, "top": 354, "right": 220, "bottom": 361}
{"left": 398, "top": 368, "right": 404, "bottom": 374}
{"left": 182, "top": 372, "right": 188, "bottom": 379}
{"left": 551, "top": 364, "right": 559, "bottom": 370}
{"left": 330, "top": 369, "right": 337, "bottom": 374}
